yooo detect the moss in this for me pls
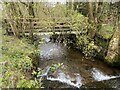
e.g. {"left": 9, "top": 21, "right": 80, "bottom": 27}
{"left": 106, "top": 55, "right": 120, "bottom": 67}
{"left": 98, "top": 24, "right": 114, "bottom": 40}
{"left": 105, "top": 27, "right": 120, "bottom": 67}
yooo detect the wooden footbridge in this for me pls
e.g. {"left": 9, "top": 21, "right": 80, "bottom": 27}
{"left": 3, "top": 17, "right": 77, "bottom": 35}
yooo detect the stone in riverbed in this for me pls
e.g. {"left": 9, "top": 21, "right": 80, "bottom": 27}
{"left": 81, "top": 77, "right": 120, "bottom": 89}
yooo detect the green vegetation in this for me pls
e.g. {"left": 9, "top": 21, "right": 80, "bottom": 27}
{"left": 1, "top": 32, "right": 42, "bottom": 88}
{"left": 98, "top": 24, "right": 114, "bottom": 40}
{"left": 1, "top": 1, "right": 120, "bottom": 88}
{"left": 1, "top": 31, "right": 64, "bottom": 88}
{"left": 70, "top": 1, "right": 120, "bottom": 66}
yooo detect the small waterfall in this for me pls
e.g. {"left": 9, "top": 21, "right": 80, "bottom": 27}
{"left": 47, "top": 70, "right": 82, "bottom": 88}
{"left": 91, "top": 68, "right": 120, "bottom": 81}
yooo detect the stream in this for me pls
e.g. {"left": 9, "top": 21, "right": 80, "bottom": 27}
{"left": 36, "top": 34, "right": 120, "bottom": 88}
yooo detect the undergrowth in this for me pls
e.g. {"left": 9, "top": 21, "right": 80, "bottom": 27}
{"left": 0, "top": 33, "right": 42, "bottom": 88}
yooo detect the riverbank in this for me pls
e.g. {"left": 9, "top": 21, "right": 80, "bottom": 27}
{"left": 75, "top": 24, "right": 120, "bottom": 67}
{"left": 1, "top": 33, "right": 42, "bottom": 88}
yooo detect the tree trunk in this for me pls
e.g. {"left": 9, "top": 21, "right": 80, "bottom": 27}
{"left": 87, "top": 0, "right": 96, "bottom": 38}
{"left": 105, "top": 25, "right": 119, "bottom": 65}
{"left": 4, "top": 3, "right": 18, "bottom": 36}
{"left": 28, "top": 2, "right": 35, "bottom": 39}
{"left": 95, "top": 0, "right": 99, "bottom": 24}
{"left": 87, "top": 0, "right": 94, "bottom": 22}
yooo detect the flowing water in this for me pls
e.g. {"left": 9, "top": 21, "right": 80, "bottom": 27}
{"left": 37, "top": 34, "right": 120, "bottom": 88}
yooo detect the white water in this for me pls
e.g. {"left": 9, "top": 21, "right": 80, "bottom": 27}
{"left": 91, "top": 68, "right": 120, "bottom": 81}
{"left": 47, "top": 70, "right": 82, "bottom": 88}
{"left": 40, "top": 42, "right": 66, "bottom": 60}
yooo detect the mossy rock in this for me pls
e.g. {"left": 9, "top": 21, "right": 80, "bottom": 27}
{"left": 106, "top": 55, "right": 120, "bottom": 67}
{"left": 105, "top": 27, "right": 120, "bottom": 67}
{"left": 98, "top": 24, "right": 114, "bottom": 40}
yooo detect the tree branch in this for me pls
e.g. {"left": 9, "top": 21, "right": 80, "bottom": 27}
{"left": 18, "top": 0, "right": 28, "bottom": 7}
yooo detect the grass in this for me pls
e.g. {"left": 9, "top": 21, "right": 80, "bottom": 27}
{"left": 0, "top": 30, "right": 42, "bottom": 88}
